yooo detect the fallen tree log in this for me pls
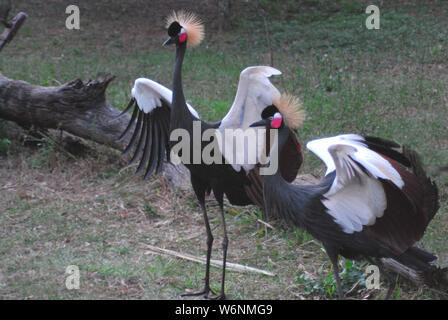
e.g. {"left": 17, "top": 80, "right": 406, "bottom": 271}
{"left": 0, "top": 73, "right": 123, "bottom": 148}
{"left": 0, "top": 72, "right": 191, "bottom": 189}
{"left": 0, "top": 71, "right": 319, "bottom": 191}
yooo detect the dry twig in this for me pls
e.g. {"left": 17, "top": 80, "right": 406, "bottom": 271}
{"left": 143, "top": 244, "right": 276, "bottom": 277}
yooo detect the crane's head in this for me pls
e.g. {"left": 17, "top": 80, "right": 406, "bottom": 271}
{"left": 250, "top": 94, "right": 306, "bottom": 130}
{"left": 250, "top": 105, "right": 284, "bottom": 129}
{"left": 163, "top": 11, "right": 204, "bottom": 47}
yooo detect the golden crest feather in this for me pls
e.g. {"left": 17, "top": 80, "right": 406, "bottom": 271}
{"left": 165, "top": 11, "right": 205, "bottom": 47}
{"left": 274, "top": 93, "right": 306, "bottom": 130}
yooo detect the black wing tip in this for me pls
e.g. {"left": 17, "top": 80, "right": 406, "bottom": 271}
{"left": 364, "top": 135, "right": 401, "bottom": 149}
{"left": 120, "top": 102, "right": 171, "bottom": 180}
{"left": 143, "top": 136, "right": 160, "bottom": 179}
{"left": 363, "top": 135, "right": 411, "bottom": 167}
{"left": 116, "top": 98, "right": 136, "bottom": 119}
{"left": 120, "top": 108, "right": 144, "bottom": 157}
{"left": 128, "top": 115, "right": 149, "bottom": 165}
{"left": 116, "top": 100, "right": 139, "bottom": 142}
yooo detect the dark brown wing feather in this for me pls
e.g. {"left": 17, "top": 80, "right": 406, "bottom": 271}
{"left": 363, "top": 147, "right": 439, "bottom": 255}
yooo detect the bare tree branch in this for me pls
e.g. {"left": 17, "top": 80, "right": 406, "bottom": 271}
{"left": 0, "top": 11, "right": 27, "bottom": 52}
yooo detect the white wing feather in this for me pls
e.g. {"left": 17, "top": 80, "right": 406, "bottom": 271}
{"left": 306, "top": 134, "right": 404, "bottom": 189}
{"left": 217, "top": 66, "right": 282, "bottom": 172}
{"left": 132, "top": 78, "right": 199, "bottom": 118}
{"left": 306, "top": 135, "right": 405, "bottom": 234}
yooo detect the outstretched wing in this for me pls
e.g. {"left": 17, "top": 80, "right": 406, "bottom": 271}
{"left": 307, "top": 134, "right": 438, "bottom": 254}
{"left": 217, "top": 66, "right": 282, "bottom": 173}
{"left": 117, "top": 78, "right": 199, "bottom": 179}
{"left": 217, "top": 66, "right": 302, "bottom": 209}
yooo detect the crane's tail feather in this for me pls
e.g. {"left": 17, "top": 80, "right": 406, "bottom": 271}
{"left": 390, "top": 246, "right": 448, "bottom": 291}
{"left": 397, "top": 246, "right": 437, "bottom": 270}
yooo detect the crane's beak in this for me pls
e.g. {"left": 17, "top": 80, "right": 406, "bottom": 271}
{"left": 249, "top": 119, "right": 268, "bottom": 128}
{"left": 163, "top": 37, "right": 175, "bottom": 46}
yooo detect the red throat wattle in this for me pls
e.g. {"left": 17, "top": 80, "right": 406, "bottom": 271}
{"left": 271, "top": 117, "right": 282, "bottom": 128}
{"left": 179, "top": 33, "right": 187, "bottom": 43}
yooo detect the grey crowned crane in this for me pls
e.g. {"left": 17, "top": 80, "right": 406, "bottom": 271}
{"left": 118, "top": 11, "right": 302, "bottom": 299}
{"left": 250, "top": 97, "right": 445, "bottom": 299}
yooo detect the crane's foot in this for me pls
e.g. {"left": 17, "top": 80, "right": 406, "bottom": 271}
{"left": 180, "top": 287, "right": 217, "bottom": 299}
{"left": 209, "top": 293, "right": 226, "bottom": 300}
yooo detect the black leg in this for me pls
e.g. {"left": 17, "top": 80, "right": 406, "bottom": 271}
{"left": 384, "top": 274, "right": 397, "bottom": 300}
{"left": 369, "top": 258, "right": 396, "bottom": 300}
{"left": 181, "top": 200, "right": 216, "bottom": 299}
{"left": 212, "top": 195, "right": 228, "bottom": 300}
{"left": 333, "top": 260, "right": 344, "bottom": 300}
{"left": 325, "top": 246, "right": 344, "bottom": 300}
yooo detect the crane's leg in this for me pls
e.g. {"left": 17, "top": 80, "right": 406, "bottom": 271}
{"left": 367, "top": 258, "right": 396, "bottom": 300}
{"left": 325, "top": 246, "right": 344, "bottom": 300}
{"left": 211, "top": 192, "right": 227, "bottom": 300}
{"left": 384, "top": 274, "right": 398, "bottom": 300}
{"left": 181, "top": 200, "right": 216, "bottom": 299}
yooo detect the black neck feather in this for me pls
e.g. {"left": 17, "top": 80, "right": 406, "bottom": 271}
{"left": 269, "top": 124, "right": 291, "bottom": 179}
{"left": 171, "top": 43, "right": 194, "bottom": 130}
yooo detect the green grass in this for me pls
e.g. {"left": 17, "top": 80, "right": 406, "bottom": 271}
{"left": 0, "top": 0, "right": 447, "bottom": 300}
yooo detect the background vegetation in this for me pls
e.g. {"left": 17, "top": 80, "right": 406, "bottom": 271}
{"left": 0, "top": 0, "right": 447, "bottom": 299}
